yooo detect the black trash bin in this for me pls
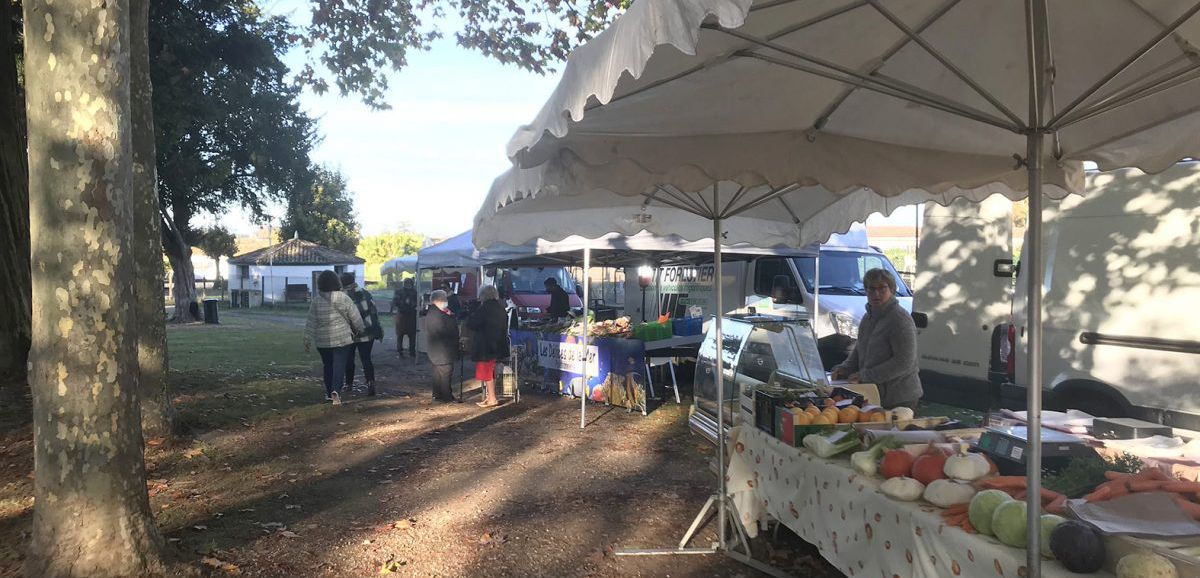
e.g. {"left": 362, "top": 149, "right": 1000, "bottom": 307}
{"left": 202, "top": 298, "right": 220, "bottom": 324}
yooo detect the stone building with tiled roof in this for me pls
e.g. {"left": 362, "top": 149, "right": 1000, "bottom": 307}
{"left": 226, "top": 235, "right": 364, "bottom": 306}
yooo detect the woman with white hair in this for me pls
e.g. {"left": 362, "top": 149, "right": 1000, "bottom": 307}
{"left": 830, "top": 268, "right": 922, "bottom": 409}
{"left": 467, "top": 284, "right": 510, "bottom": 407}
{"left": 425, "top": 289, "right": 459, "bottom": 402}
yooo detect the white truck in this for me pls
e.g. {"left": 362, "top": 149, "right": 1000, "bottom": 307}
{"left": 915, "top": 163, "right": 1200, "bottom": 428}
{"left": 625, "top": 225, "right": 914, "bottom": 369}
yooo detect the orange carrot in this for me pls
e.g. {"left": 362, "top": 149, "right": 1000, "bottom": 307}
{"left": 1012, "top": 489, "right": 1028, "bottom": 500}
{"left": 1083, "top": 485, "right": 1113, "bottom": 502}
{"left": 962, "top": 519, "right": 976, "bottom": 534}
{"left": 1045, "top": 495, "right": 1068, "bottom": 515}
{"left": 1039, "top": 488, "right": 1065, "bottom": 503}
{"left": 1161, "top": 482, "right": 1200, "bottom": 495}
{"left": 941, "top": 504, "right": 969, "bottom": 516}
{"left": 977, "top": 476, "right": 1027, "bottom": 489}
{"left": 1127, "top": 480, "right": 1168, "bottom": 493}
{"left": 1174, "top": 496, "right": 1200, "bottom": 520}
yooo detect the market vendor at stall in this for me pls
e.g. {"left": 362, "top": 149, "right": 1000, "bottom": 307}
{"left": 544, "top": 277, "right": 571, "bottom": 319}
{"left": 830, "top": 268, "right": 922, "bottom": 410}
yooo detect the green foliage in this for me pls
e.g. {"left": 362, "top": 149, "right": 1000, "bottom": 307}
{"left": 357, "top": 229, "right": 424, "bottom": 283}
{"left": 280, "top": 167, "right": 360, "bottom": 255}
{"left": 1041, "top": 452, "right": 1143, "bottom": 498}
{"left": 296, "top": 0, "right": 633, "bottom": 108}
{"left": 151, "top": 0, "right": 316, "bottom": 242}
{"left": 195, "top": 225, "right": 238, "bottom": 261}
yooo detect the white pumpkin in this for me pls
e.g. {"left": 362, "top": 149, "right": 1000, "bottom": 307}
{"left": 880, "top": 476, "right": 925, "bottom": 502}
{"left": 944, "top": 451, "right": 991, "bottom": 482}
{"left": 923, "top": 479, "right": 978, "bottom": 508}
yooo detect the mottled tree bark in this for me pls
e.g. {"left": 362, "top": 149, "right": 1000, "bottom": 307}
{"left": 162, "top": 214, "right": 200, "bottom": 322}
{"left": 0, "top": 0, "right": 31, "bottom": 383}
{"left": 23, "top": 0, "right": 166, "bottom": 575}
{"left": 130, "top": 0, "right": 180, "bottom": 438}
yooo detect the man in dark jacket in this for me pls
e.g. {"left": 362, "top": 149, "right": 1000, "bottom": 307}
{"left": 544, "top": 277, "right": 571, "bottom": 319}
{"left": 392, "top": 278, "right": 419, "bottom": 359}
{"left": 425, "top": 290, "right": 460, "bottom": 402}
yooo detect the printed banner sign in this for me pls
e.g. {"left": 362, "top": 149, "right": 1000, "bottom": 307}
{"left": 658, "top": 265, "right": 715, "bottom": 295}
{"left": 537, "top": 340, "right": 599, "bottom": 375}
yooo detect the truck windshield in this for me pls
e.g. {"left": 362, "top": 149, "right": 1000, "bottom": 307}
{"left": 505, "top": 267, "right": 577, "bottom": 294}
{"left": 793, "top": 251, "right": 912, "bottom": 297}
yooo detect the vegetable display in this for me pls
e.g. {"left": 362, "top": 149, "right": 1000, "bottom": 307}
{"left": 1115, "top": 552, "right": 1178, "bottom": 578}
{"left": 1049, "top": 521, "right": 1106, "bottom": 573}
{"left": 802, "top": 431, "right": 861, "bottom": 459}
{"left": 944, "top": 450, "right": 991, "bottom": 482}
{"left": 880, "top": 449, "right": 915, "bottom": 479}
{"left": 911, "top": 447, "right": 950, "bottom": 485}
{"left": 923, "top": 479, "right": 977, "bottom": 508}
{"left": 1038, "top": 514, "right": 1065, "bottom": 559}
{"left": 968, "top": 490, "right": 1013, "bottom": 537}
{"left": 880, "top": 477, "right": 925, "bottom": 502}
{"left": 991, "top": 500, "right": 1029, "bottom": 548}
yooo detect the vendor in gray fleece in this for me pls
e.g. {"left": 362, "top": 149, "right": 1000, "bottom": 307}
{"left": 830, "top": 268, "right": 922, "bottom": 409}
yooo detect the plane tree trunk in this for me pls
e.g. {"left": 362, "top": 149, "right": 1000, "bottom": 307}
{"left": 162, "top": 211, "right": 200, "bottom": 323}
{"left": 0, "top": 0, "right": 31, "bottom": 385}
{"left": 23, "top": 0, "right": 166, "bottom": 575}
{"left": 130, "top": 0, "right": 180, "bottom": 438}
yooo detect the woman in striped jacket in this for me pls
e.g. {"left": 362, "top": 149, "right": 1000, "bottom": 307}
{"left": 304, "top": 270, "right": 365, "bottom": 405}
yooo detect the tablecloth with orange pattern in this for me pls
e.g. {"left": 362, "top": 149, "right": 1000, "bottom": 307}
{"left": 726, "top": 426, "right": 1109, "bottom": 578}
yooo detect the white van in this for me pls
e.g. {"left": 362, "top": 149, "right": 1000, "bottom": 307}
{"left": 625, "top": 225, "right": 914, "bottom": 369}
{"left": 916, "top": 163, "right": 1200, "bottom": 428}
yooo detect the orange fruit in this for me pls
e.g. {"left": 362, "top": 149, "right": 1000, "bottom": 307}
{"left": 811, "top": 415, "right": 832, "bottom": 426}
{"left": 794, "top": 412, "right": 812, "bottom": 426}
{"left": 838, "top": 407, "right": 860, "bottom": 424}
{"left": 821, "top": 409, "right": 839, "bottom": 423}
{"left": 823, "top": 398, "right": 837, "bottom": 407}
{"left": 857, "top": 410, "right": 874, "bottom": 423}
{"left": 869, "top": 411, "right": 887, "bottom": 423}
{"left": 804, "top": 405, "right": 822, "bottom": 417}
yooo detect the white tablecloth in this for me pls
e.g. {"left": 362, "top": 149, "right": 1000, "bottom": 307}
{"left": 726, "top": 426, "right": 1108, "bottom": 578}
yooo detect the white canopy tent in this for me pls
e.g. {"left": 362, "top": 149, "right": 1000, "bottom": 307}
{"left": 492, "top": 0, "right": 1200, "bottom": 574}
{"left": 416, "top": 230, "right": 530, "bottom": 270}
{"left": 380, "top": 254, "right": 417, "bottom": 278}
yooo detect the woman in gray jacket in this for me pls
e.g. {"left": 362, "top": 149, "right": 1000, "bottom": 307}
{"left": 830, "top": 268, "right": 922, "bottom": 409}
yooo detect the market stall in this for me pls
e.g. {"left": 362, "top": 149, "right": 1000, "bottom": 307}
{"left": 488, "top": 231, "right": 812, "bottom": 414}
{"left": 727, "top": 426, "right": 1093, "bottom": 578}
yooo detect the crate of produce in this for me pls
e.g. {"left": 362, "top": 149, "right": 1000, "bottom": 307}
{"left": 775, "top": 407, "right": 857, "bottom": 447}
{"left": 671, "top": 316, "right": 704, "bottom": 336}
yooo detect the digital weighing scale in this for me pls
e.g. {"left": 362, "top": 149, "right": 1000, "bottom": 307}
{"left": 976, "top": 426, "right": 1098, "bottom": 475}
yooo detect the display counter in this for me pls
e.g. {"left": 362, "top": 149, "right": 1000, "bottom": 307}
{"left": 727, "top": 426, "right": 1113, "bottom": 578}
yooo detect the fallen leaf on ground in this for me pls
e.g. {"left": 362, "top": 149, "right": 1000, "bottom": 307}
{"left": 278, "top": 530, "right": 299, "bottom": 538}
{"left": 201, "top": 556, "right": 241, "bottom": 574}
{"left": 392, "top": 518, "right": 416, "bottom": 530}
{"left": 379, "top": 557, "right": 407, "bottom": 574}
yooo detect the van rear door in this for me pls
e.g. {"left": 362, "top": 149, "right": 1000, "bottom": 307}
{"left": 915, "top": 196, "right": 1013, "bottom": 407}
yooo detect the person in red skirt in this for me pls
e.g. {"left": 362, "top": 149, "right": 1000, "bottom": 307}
{"left": 467, "top": 285, "right": 510, "bottom": 407}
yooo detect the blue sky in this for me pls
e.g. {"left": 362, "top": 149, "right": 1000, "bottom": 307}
{"left": 217, "top": 4, "right": 560, "bottom": 240}
{"left": 215, "top": 3, "right": 916, "bottom": 242}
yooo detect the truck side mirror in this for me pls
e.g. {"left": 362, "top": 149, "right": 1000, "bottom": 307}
{"left": 993, "top": 259, "right": 1015, "bottom": 278}
{"left": 911, "top": 311, "right": 928, "bottom": 328}
{"left": 771, "top": 275, "right": 801, "bottom": 304}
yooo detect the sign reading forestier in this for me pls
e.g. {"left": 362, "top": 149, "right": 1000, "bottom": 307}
{"left": 537, "top": 340, "right": 599, "bottom": 375}
{"left": 658, "top": 265, "right": 715, "bottom": 294}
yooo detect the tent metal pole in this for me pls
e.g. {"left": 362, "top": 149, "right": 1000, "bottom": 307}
{"left": 1025, "top": 0, "right": 1049, "bottom": 575}
{"left": 1025, "top": 133, "right": 1046, "bottom": 578}
{"left": 581, "top": 245, "right": 590, "bottom": 429}
{"left": 713, "top": 217, "right": 727, "bottom": 548}
{"left": 813, "top": 251, "right": 820, "bottom": 358}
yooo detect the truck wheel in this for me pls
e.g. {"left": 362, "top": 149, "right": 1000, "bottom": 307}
{"left": 1059, "top": 391, "right": 1124, "bottom": 418}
